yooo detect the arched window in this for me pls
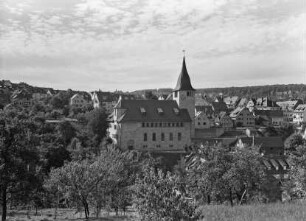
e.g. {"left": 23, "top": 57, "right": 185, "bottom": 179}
{"left": 152, "top": 133, "right": 156, "bottom": 141}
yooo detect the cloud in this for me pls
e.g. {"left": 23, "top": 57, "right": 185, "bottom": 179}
{"left": 0, "top": 0, "right": 305, "bottom": 91}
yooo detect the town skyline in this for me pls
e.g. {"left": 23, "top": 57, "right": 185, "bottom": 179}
{"left": 0, "top": 0, "right": 305, "bottom": 91}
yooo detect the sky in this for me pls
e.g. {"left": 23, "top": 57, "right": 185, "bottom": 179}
{"left": 0, "top": 0, "right": 305, "bottom": 92}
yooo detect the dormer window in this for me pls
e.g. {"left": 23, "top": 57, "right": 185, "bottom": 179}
{"left": 140, "top": 107, "right": 146, "bottom": 115}
{"left": 173, "top": 108, "right": 180, "bottom": 115}
{"left": 157, "top": 108, "right": 163, "bottom": 115}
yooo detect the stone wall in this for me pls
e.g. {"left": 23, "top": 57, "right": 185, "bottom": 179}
{"left": 119, "top": 122, "right": 192, "bottom": 151}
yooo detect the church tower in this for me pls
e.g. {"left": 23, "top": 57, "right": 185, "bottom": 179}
{"left": 173, "top": 56, "right": 196, "bottom": 138}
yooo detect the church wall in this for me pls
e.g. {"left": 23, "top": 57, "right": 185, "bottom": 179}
{"left": 119, "top": 121, "right": 192, "bottom": 151}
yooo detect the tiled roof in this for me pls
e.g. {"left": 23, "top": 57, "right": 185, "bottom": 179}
{"left": 115, "top": 99, "right": 192, "bottom": 123}
{"left": 295, "top": 104, "right": 306, "bottom": 112}
{"left": 262, "top": 157, "right": 290, "bottom": 170}
{"left": 11, "top": 89, "right": 32, "bottom": 100}
{"left": 254, "top": 109, "right": 283, "bottom": 118}
{"left": 173, "top": 57, "right": 195, "bottom": 91}
{"left": 238, "top": 136, "right": 284, "bottom": 148}
{"left": 212, "top": 101, "right": 228, "bottom": 113}
{"left": 276, "top": 100, "right": 302, "bottom": 111}
{"left": 195, "top": 105, "right": 214, "bottom": 115}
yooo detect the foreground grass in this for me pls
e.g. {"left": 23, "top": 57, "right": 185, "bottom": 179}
{"left": 4, "top": 208, "right": 137, "bottom": 221}
{"left": 197, "top": 200, "right": 306, "bottom": 221}
{"left": 3, "top": 201, "right": 306, "bottom": 221}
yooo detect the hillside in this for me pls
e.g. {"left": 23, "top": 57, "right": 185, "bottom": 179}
{"left": 132, "top": 84, "right": 306, "bottom": 102}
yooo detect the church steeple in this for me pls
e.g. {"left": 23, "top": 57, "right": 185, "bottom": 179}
{"left": 173, "top": 56, "right": 195, "bottom": 92}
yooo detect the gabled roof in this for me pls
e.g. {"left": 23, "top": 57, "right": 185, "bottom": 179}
{"left": 212, "top": 101, "right": 228, "bottom": 113}
{"left": 256, "top": 97, "right": 279, "bottom": 108}
{"left": 173, "top": 57, "right": 195, "bottom": 92}
{"left": 114, "top": 99, "right": 192, "bottom": 123}
{"left": 11, "top": 89, "right": 32, "bottom": 100}
{"left": 295, "top": 104, "right": 306, "bottom": 112}
{"left": 195, "top": 105, "right": 214, "bottom": 116}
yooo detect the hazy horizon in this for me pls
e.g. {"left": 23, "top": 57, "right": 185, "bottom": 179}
{"left": 0, "top": 0, "right": 305, "bottom": 91}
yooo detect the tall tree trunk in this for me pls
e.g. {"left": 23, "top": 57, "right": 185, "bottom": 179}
{"left": 1, "top": 182, "right": 7, "bottom": 221}
{"left": 229, "top": 189, "right": 233, "bottom": 206}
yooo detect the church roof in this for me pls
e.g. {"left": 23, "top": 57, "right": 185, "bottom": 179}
{"left": 173, "top": 57, "right": 195, "bottom": 92}
{"left": 114, "top": 99, "right": 192, "bottom": 123}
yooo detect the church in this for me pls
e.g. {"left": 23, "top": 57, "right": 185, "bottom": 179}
{"left": 108, "top": 57, "right": 196, "bottom": 151}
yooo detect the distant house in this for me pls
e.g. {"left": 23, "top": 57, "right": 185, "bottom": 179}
{"left": 216, "top": 111, "right": 234, "bottom": 129}
{"left": 235, "top": 136, "right": 284, "bottom": 156}
{"left": 277, "top": 100, "right": 303, "bottom": 125}
{"left": 211, "top": 100, "right": 228, "bottom": 114}
{"left": 254, "top": 110, "right": 284, "bottom": 127}
{"left": 223, "top": 96, "right": 240, "bottom": 110}
{"left": 255, "top": 97, "right": 281, "bottom": 110}
{"left": 230, "top": 107, "right": 255, "bottom": 127}
{"left": 92, "top": 91, "right": 136, "bottom": 113}
{"left": 293, "top": 104, "right": 306, "bottom": 125}
{"left": 195, "top": 111, "right": 212, "bottom": 129}
{"left": 11, "top": 89, "right": 33, "bottom": 108}
{"left": 70, "top": 93, "right": 89, "bottom": 108}
{"left": 237, "top": 97, "right": 249, "bottom": 108}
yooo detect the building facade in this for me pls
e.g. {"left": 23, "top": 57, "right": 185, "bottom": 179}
{"left": 109, "top": 57, "right": 196, "bottom": 151}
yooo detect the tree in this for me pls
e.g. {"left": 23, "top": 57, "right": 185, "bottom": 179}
{"left": 45, "top": 147, "right": 129, "bottom": 219}
{"left": 0, "top": 112, "right": 40, "bottom": 221}
{"left": 284, "top": 133, "right": 304, "bottom": 154}
{"left": 86, "top": 109, "right": 109, "bottom": 147}
{"left": 56, "top": 121, "right": 76, "bottom": 145}
{"left": 133, "top": 166, "right": 196, "bottom": 221}
{"left": 186, "top": 144, "right": 265, "bottom": 206}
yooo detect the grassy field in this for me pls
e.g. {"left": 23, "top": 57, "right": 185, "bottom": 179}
{"left": 4, "top": 208, "right": 137, "bottom": 221}
{"left": 3, "top": 201, "right": 306, "bottom": 221}
{"left": 197, "top": 200, "right": 306, "bottom": 221}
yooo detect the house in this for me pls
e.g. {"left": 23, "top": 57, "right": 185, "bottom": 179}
{"left": 255, "top": 97, "right": 281, "bottom": 110}
{"left": 109, "top": 56, "right": 195, "bottom": 151}
{"left": 293, "top": 104, "right": 306, "bottom": 125}
{"left": 11, "top": 89, "right": 33, "bottom": 108}
{"left": 235, "top": 136, "right": 284, "bottom": 156}
{"left": 223, "top": 96, "right": 240, "bottom": 110}
{"left": 195, "top": 111, "right": 212, "bottom": 129}
{"left": 70, "top": 93, "right": 90, "bottom": 108}
{"left": 211, "top": 100, "right": 228, "bottom": 114}
{"left": 216, "top": 111, "right": 234, "bottom": 129}
{"left": 230, "top": 107, "right": 255, "bottom": 127}
{"left": 92, "top": 91, "right": 135, "bottom": 113}
{"left": 254, "top": 110, "right": 284, "bottom": 127}
{"left": 277, "top": 100, "right": 303, "bottom": 125}
{"left": 237, "top": 97, "right": 249, "bottom": 108}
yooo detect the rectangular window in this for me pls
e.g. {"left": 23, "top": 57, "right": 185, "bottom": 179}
{"left": 144, "top": 133, "right": 147, "bottom": 141}
{"left": 161, "top": 133, "right": 165, "bottom": 141}
{"left": 178, "top": 133, "right": 182, "bottom": 141}
{"left": 142, "top": 122, "right": 145, "bottom": 127}
{"left": 169, "top": 133, "right": 173, "bottom": 141}
{"left": 152, "top": 133, "right": 156, "bottom": 141}
{"left": 174, "top": 91, "right": 178, "bottom": 98}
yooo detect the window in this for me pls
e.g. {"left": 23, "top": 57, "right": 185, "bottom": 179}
{"left": 140, "top": 107, "right": 146, "bottom": 115}
{"left": 174, "top": 91, "right": 178, "bottom": 98}
{"left": 146, "top": 122, "right": 150, "bottom": 127}
{"left": 159, "top": 122, "right": 162, "bottom": 127}
{"left": 114, "top": 125, "right": 117, "bottom": 129}
{"left": 187, "top": 91, "right": 190, "bottom": 96}
{"left": 143, "top": 145, "right": 147, "bottom": 148}
{"left": 151, "top": 123, "right": 154, "bottom": 127}
{"left": 142, "top": 122, "right": 145, "bottom": 127}
{"left": 152, "top": 133, "right": 156, "bottom": 141}
{"left": 169, "top": 133, "right": 173, "bottom": 141}
{"left": 178, "top": 133, "right": 182, "bottom": 141}
{"left": 161, "top": 133, "right": 165, "bottom": 141}
{"left": 144, "top": 133, "right": 147, "bottom": 141}
{"left": 157, "top": 108, "right": 163, "bottom": 115}
{"left": 173, "top": 108, "right": 180, "bottom": 115}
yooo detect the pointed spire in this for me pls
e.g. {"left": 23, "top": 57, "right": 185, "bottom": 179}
{"left": 173, "top": 56, "right": 195, "bottom": 91}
